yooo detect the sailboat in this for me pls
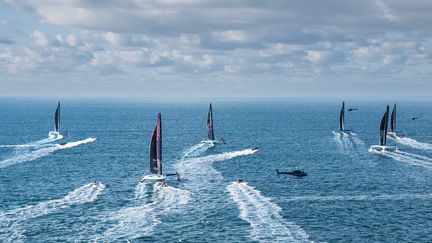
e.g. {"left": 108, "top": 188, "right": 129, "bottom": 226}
{"left": 207, "top": 103, "right": 215, "bottom": 141}
{"left": 387, "top": 104, "right": 403, "bottom": 138}
{"left": 369, "top": 105, "right": 397, "bottom": 153}
{"left": 141, "top": 113, "right": 179, "bottom": 181}
{"left": 48, "top": 101, "right": 62, "bottom": 137}
{"left": 54, "top": 101, "right": 60, "bottom": 133}
{"left": 207, "top": 103, "right": 224, "bottom": 144}
{"left": 334, "top": 101, "right": 352, "bottom": 134}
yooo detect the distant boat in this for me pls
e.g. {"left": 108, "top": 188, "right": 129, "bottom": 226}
{"left": 369, "top": 105, "right": 396, "bottom": 153}
{"left": 141, "top": 113, "right": 179, "bottom": 182}
{"left": 335, "top": 101, "right": 352, "bottom": 133}
{"left": 55, "top": 101, "right": 61, "bottom": 133}
{"left": 207, "top": 103, "right": 215, "bottom": 141}
{"left": 388, "top": 104, "right": 403, "bottom": 137}
{"left": 207, "top": 103, "right": 225, "bottom": 144}
{"left": 48, "top": 101, "right": 63, "bottom": 137}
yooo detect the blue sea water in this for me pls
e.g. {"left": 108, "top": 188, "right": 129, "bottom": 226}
{"left": 1, "top": 97, "right": 432, "bottom": 242}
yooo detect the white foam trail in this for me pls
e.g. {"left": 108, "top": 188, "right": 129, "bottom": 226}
{"left": 333, "top": 131, "right": 364, "bottom": 153}
{"left": 333, "top": 132, "right": 345, "bottom": 152}
{"left": 0, "top": 182, "right": 105, "bottom": 242}
{"left": 176, "top": 148, "right": 258, "bottom": 181}
{"left": 32, "top": 132, "right": 64, "bottom": 145}
{"left": 134, "top": 181, "right": 151, "bottom": 200}
{"left": 102, "top": 182, "right": 191, "bottom": 241}
{"left": 341, "top": 132, "right": 354, "bottom": 150}
{"left": 0, "top": 137, "right": 96, "bottom": 169}
{"left": 350, "top": 133, "right": 365, "bottom": 146}
{"left": 0, "top": 132, "right": 63, "bottom": 148}
{"left": 283, "top": 193, "right": 432, "bottom": 202}
{"left": 0, "top": 144, "right": 55, "bottom": 148}
{"left": 390, "top": 136, "right": 432, "bottom": 150}
{"left": 182, "top": 140, "right": 215, "bottom": 159}
{"left": 227, "top": 182, "right": 311, "bottom": 243}
{"left": 393, "top": 150, "right": 432, "bottom": 162}
{"left": 181, "top": 148, "right": 257, "bottom": 166}
{"left": 380, "top": 150, "right": 432, "bottom": 170}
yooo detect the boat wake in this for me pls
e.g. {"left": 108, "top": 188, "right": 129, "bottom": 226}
{"left": 0, "top": 132, "right": 63, "bottom": 148}
{"left": 180, "top": 148, "right": 258, "bottom": 168}
{"left": 371, "top": 149, "right": 432, "bottom": 170}
{"left": 0, "top": 182, "right": 105, "bottom": 242}
{"left": 98, "top": 147, "right": 257, "bottom": 240}
{"left": 176, "top": 148, "right": 258, "bottom": 182}
{"left": 0, "top": 137, "right": 96, "bottom": 169}
{"left": 101, "top": 182, "right": 191, "bottom": 241}
{"left": 227, "top": 182, "right": 311, "bottom": 243}
{"left": 389, "top": 135, "right": 432, "bottom": 151}
{"left": 282, "top": 192, "right": 432, "bottom": 202}
{"left": 172, "top": 147, "right": 260, "bottom": 238}
{"left": 333, "top": 131, "right": 365, "bottom": 154}
{"left": 181, "top": 140, "right": 215, "bottom": 159}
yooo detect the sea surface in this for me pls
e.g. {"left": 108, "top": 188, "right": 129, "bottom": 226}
{"left": 1, "top": 97, "right": 432, "bottom": 242}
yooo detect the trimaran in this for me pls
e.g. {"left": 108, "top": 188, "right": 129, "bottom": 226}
{"left": 369, "top": 105, "right": 397, "bottom": 153}
{"left": 49, "top": 101, "right": 69, "bottom": 144}
{"left": 48, "top": 101, "right": 61, "bottom": 137}
{"left": 207, "top": 103, "right": 225, "bottom": 144}
{"left": 334, "top": 101, "right": 352, "bottom": 134}
{"left": 141, "top": 113, "right": 179, "bottom": 182}
{"left": 387, "top": 104, "right": 403, "bottom": 137}
{"left": 339, "top": 101, "right": 352, "bottom": 133}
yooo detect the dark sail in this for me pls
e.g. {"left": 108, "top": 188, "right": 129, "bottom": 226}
{"left": 207, "top": 103, "right": 215, "bottom": 140}
{"left": 149, "top": 113, "right": 162, "bottom": 175}
{"left": 54, "top": 101, "right": 60, "bottom": 132}
{"left": 379, "top": 106, "right": 389, "bottom": 146}
{"left": 156, "top": 113, "right": 162, "bottom": 175}
{"left": 149, "top": 125, "right": 158, "bottom": 174}
{"left": 390, "top": 104, "right": 396, "bottom": 133}
{"left": 339, "top": 101, "right": 345, "bottom": 131}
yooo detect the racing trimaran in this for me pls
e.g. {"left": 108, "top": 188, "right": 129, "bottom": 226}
{"left": 207, "top": 103, "right": 224, "bottom": 144}
{"left": 369, "top": 105, "right": 397, "bottom": 153}
{"left": 141, "top": 113, "right": 179, "bottom": 182}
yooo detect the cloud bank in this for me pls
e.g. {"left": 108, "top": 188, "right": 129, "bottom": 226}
{"left": 1, "top": 0, "right": 432, "bottom": 96}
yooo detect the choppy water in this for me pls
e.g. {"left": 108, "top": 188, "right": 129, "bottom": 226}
{"left": 1, "top": 97, "right": 432, "bottom": 242}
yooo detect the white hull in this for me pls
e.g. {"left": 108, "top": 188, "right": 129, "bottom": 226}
{"left": 369, "top": 145, "right": 397, "bottom": 153}
{"left": 210, "top": 139, "right": 225, "bottom": 145}
{"left": 48, "top": 131, "right": 62, "bottom": 137}
{"left": 141, "top": 174, "right": 166, "bottom": 181}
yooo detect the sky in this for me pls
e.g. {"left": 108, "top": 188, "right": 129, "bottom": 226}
{"left": 0, "top": 0, "right": 432, "bottom": 97}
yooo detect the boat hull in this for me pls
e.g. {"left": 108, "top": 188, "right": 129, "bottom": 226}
{"left": 141, "top": 174, "right": 166, "bottom": 181}
{"left": 369, "top": 145, "right": 397, "bottom": 153}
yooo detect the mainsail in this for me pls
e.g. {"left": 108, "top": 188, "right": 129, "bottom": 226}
{"left": 54, "top": 101, "right": 61, "bottom": 133}
{"left": 339, "top": 101, "right": 345, "bottom": 131}
{"left": 149, "top": 113, "right": 162, "bottom": 175}
{"left": 379, "top": 106, "right": 389, "bottom": 146}
{"left": 390, "top": 104, "right": 396, "bottom": 133}
{"left": 207, "top": 103, "right": 215, "bottom": 140}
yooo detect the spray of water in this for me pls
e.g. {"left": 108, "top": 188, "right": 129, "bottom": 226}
{"left": 0, "top": 138, "right": 96, "bottom": 169}
{"left": 227, "top": 182, "right": 311, "bottom": 243}
{"left": 0, "top": 182, "right": 105, "bottom": 242}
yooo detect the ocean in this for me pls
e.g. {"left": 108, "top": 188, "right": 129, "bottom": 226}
{"left": 1, "top": 97, "right": 432, "bottom": 242}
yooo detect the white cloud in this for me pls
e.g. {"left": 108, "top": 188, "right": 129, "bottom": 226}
{"left": 1, "top": 0, "right": 432, "bottom": 96}
{"left": 32, "top": 30, "right": 49, "bottom": 47}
